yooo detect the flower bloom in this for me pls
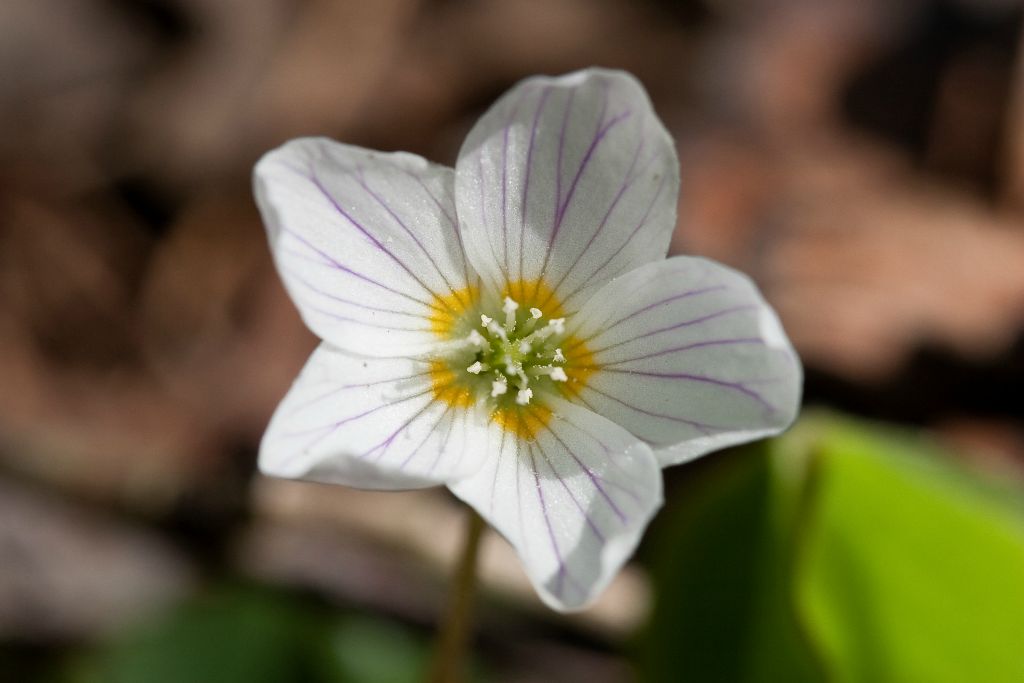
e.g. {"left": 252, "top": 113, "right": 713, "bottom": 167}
{"left": 254, "top": 69, "right": 801, "bottom": 611}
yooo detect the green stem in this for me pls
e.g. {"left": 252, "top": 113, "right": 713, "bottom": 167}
{"left": 425, "top": 507, "right": 486, "bottom": 683}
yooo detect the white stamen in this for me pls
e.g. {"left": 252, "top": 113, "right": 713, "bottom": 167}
{"left": 553, "top": 348, "right": 565, "bottom": 363}
{"left": 516, "top": 388, "right": 533, "bottom": 405}
{"left": 467, "top": 361, "right": 484, "bottom": 374}
{"left": 467, "top": 329, "right": 486, "bottom": 347}
{"left": 491, "top": 378, "right": 508, "bottom": 397}
{"left": 480, "top": 314, "right": 493, "bottom": 326}
{"left": 518, "top": 341, "right": 532, "bottom": 354}
{"left": 530, "top": 307, "right": 543, "bottom": 319}
{"left": 486, "top": 320, "right": 508, "bottom": 340}
{"left": 550, "top": 367, "right": 568, "bottom": 382}
{"left": 547, "top": 317, "right": 566, "bottom": 334}
{"left": 503, "top": 297, "right": 518, "bottom": 332}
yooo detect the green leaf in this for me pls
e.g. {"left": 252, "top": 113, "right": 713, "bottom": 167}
{"left": 60, "top": 584, "right": 471, "bottom": 683}
{"left": 637, "top": 414, "right": 1024, "bottom": 683}
{"left": 319, "top": 616, "right": 428, "bottom": 683}
{"left": 61, "top": 584, "right": 325, "bottom": 683}
{"left": 636, "top": 444, "right": 824, "bottom": 683}
{"left": 794, "top": 420, "right": 1024, "bottom": 683}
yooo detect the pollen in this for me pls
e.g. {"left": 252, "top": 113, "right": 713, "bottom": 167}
{"left": 427, "top": 279, "right": 596, "bottom": 439}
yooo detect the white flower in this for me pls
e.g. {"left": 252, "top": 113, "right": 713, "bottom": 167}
{"left": 254, "top": 68, "right": 801, "bottom": 611}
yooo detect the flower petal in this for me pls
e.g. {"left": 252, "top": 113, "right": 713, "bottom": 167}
{"left": 454, "top": 68, "right": 678, "bottom": 311}
{"left": 568, "top": 257, "right": 802, "bottom": 467}
{"left": 447, "top": 397, "right": 662, "bottom": 611}
{"left": 255, "top": 137, "right": 476, "bottom": 356}
{"left": 260, "top": 344, "right": 498, "bottom": 489}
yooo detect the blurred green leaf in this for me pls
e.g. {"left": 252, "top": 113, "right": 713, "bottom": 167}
{"left": 62, "top": 585, "right": 324, "bottom": 683}
{"left": 59, "top": 583, "right": 457, "bottom": 683}
{"left": 318, "top": 616, "right": 428, "bottom": 683}
{"left": 636, "top": 443, "right": 824, "bottom": 683}
{"left": 795, "top": 420, "right": 1024, "bottom": 683}
{"left": 637, "top": 414, "right": 1024, "bottom": 683}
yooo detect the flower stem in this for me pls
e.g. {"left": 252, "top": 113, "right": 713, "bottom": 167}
{"left": 425, "top": 507, "right": 486, "bottom": 683}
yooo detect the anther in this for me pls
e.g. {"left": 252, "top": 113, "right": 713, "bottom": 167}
{"left": 480, "top": 314, "right": 493, "bottom": 327}
{"left": 529, "top": 307, "right": 543, "bottom": 319}
{"left": 516, "top": 388, "right": 533, "bottom": 405}
{"left": 550, "top": 367, "right": 568, "bottom": 382}
{"left": 467, "top": 329, "right": 486, "bottom": 347}
{"left": 467, "top": 361, "right": 485, "bottom": 374}
{"left": 553, "top": 348, "right": 565, "bottom": 363}
{"left": 491, "top": 377, "right": 508, "bottom": 397}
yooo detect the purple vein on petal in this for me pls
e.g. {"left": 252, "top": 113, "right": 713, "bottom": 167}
{"left": 581, "top": 301, "right": 749, "bottom": 358}
{"left": 588, "top": 304, "right": 758, "bottom": 355}
{"left": 500, "top": 96, "right": 520, "bottom": 274}
{"left": 578, "top": 384, "right": 724, "bottom": 438}
{"left": 557, "top": 168, "right": 667, "bottom": 306}
{"left": 594, "top": 370, "right": 777, "bottom": 413}
{"left": 353, "top": 170, "right": 465, "bottom": 306}
{"left": 278, "top": 387, "right": 432, "bottom": 442}
{"left": 400, "top": 168, "right": 471, "bottom": 285}
{"left": 301, "top": 165, "right": 445, "bottom": 303}
{"left": 487, "top": 429, "right": 510, "bottom": 516}
{"left": 568, "top": 393, "right": 685, "bottom": 489}
{"left": 280, "top": 392, "right": 434, "bottom": 473}
{"left": 284, "top": 267, "right": 426, "bottom": 319}
{"left": 361, "top": 395, "right": 443, "bottom": 463}
{"left": 364, "top": 397, "right": 448, "bottom": 466}
{"left": 520, "top": 86, "right": 553, "bottom": 283}
{"left": 597, "top": 279, "right": 723, "bottom": 333}
{"left": 303, "top": 304, "right": 426, "bottom": 331}
{"left": 550, "top": 411, "right": 647, "bottom": 504}
{"left": 546, "top": 133, "right": 647, "bottom": 303}
{"left": 281, "top": 227, "right": 439, "bottom": 311}
{"left": 534, "top": 438, "right": 606, "bottom": 542}
{"left": 514, "top": 444, "right": 528, "bottom": 557}
{"left": 529, "top": 445, "right": 570, "bottom": 601}
{"left": 553, "top": 107, "right": 631, "bottom": 236}
{"left": 477, "top": 151, "right": 505, "bottom": 288}
{"left": 285, "top": 369, "right": 432, "bottom": 416}
{"left": 601, "top": 337, "right": 766, "bottom": 366}
{"left": 426, "top": 407, "right": 459, "bottom": 475}
{"left": 541, "top": 423, "right": 628, "bottom": 525}
{"left": 539, "top": 99, "right": 634, "bottom": 295}
{"left": 553, "top": 87, "right": 577, "bottom": 233}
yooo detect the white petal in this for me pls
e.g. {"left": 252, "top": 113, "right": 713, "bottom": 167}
{"left": 455, "top": 69, "right": 678, "bottom": 312}
{"left": 260, "top": 344, "right": 498, "bottom": 489}
{"left": 568, "top": 257, "right": 802, "bottom": 467}
{"left": 448, "top": 397, "right": 662, "bottom": 611}
{"left": 255, "top": 137, "right": 476, "bottom": 356}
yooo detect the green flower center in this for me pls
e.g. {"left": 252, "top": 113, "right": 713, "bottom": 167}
{"left": 459, "top": 297, "right": 569, "bottom": 407}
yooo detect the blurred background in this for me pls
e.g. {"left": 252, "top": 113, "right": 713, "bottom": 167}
{"left": 2, "top": 0, "right": 1024, "bottom": 681}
